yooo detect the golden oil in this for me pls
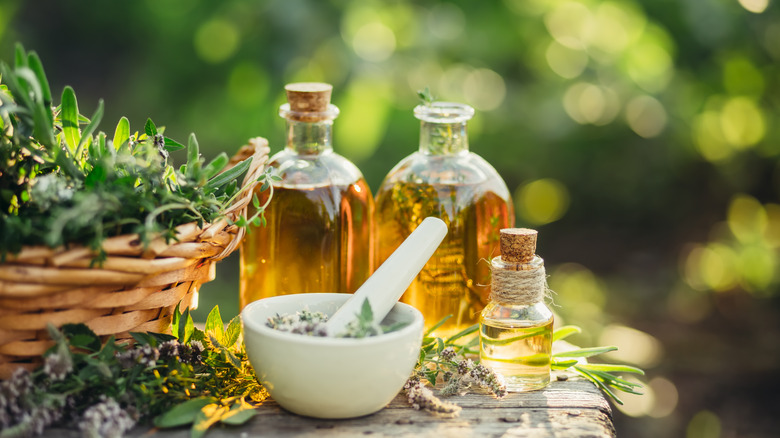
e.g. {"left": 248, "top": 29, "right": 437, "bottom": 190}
{"left": 240, "top": 180, "right": 373, "bottom": 308}
{"left": 375, "top": 181, "right": 511, "bottom": 338}
{"left": 480, "top": 313, "right": 553, "bottom": 391}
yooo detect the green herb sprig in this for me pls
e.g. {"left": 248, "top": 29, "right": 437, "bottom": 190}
{"left": 0, "top": 306, "right": 264, "bottom": 438}
{"left": 0, "top": 44, "right": 271, "bottom": 260}
{"left": 406, "top": 318, "right": 645, "bottom": 415}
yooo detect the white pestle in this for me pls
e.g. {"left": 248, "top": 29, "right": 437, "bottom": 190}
{"left": 325, "top": 217, "right": 448, "bottom": 335}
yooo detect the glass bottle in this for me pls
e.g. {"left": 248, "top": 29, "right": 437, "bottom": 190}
{"left": 480, "top": 228, "right": 553, "bottom": 392}
{"left": 240, "top": 83, "right": 374, "bottom": 308}
{"left": 374, "top": 102, "right": 515, "bottom": 338}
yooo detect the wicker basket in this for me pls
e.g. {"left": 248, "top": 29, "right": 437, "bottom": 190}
{"left": 0, "top": 138, "right": 270, "bottom": 379}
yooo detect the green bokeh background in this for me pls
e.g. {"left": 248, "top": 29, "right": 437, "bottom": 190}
{"left": 3, "top": 0, "right": 780, "bottom": 436}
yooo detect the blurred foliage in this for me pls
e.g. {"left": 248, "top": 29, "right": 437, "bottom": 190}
{"left": 3, "top": 0, "right": 780, "bottom": 436}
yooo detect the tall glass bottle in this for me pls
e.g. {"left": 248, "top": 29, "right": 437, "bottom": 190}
{"left": 374, "top": 102, "right": 515, "bottom": 338}
{"left": 240, "top": 83, "right": 374, "bottom": 309}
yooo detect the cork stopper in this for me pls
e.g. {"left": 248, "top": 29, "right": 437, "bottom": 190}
{"left": 285, "top": 82, "right": 332, "bottom": 116}
{"left": 500, "top": 228, "right": 537, "bottom": 263}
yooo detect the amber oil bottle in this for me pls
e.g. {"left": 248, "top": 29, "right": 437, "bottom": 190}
{"left": 240, "top": 83, "right": 374, "bottom": 308}
{"left": 374, "top": 102, "right": 514, "bottom": 338}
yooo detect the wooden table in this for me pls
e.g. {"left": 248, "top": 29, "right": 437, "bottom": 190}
{"left": 107, "top": 374, "right": 612, "bottom": 438}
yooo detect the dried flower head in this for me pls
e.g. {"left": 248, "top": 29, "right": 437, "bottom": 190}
{"left": 43, "top": 352, "right": 73, "bottom": 381}
{"left": 403, "top": 378, "right": 461, "bottom": 417}
{"left": 78, "top": 397, "right": 136, "bottom": 438}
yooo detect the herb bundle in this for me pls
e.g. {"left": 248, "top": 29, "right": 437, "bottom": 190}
{"left": 0, "top": 44, "right": 272, "bottom": 259}
{"left": 0, "top": 306, "right": 264, "bottom": 438}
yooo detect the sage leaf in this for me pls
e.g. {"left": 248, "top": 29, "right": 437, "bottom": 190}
{"left": 205, "top": 157, "right": 251, "bottom": 191}
{"left": 60, "top": 86, "right": 80, "bottom": 153}
{"left": 219, "top": 402, "right": 257, "bottom": 426}
{"left": 154, "top": 397, "right": 216, "bottom": 428}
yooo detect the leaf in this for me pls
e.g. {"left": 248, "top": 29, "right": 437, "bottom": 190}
{"left": 424, "top": 315, "right": 452, "bottom": 337}
{"left": 219, "top": 404, "right": 257, "bottom": 426}
{"left": 85, "top": 163, "right": 107, "bottom": 188}
{"left": 552, "top": 325, "right": 582, "bottom": 343}
{"left": 164, "top": 136, "right": 185, "bottom": 151}
{"left": 130, "top": 332, "right": 157, "bottom": 347}
{"left": 148, "top": 332, "right": 178, "bottom": 344}
{"left": 203, "top": 153, "right": 228, "bottom": 179}
{"left": 205, "top": 306, "right": 225, "bottom": 344}
{"left": 205, "top": 157, "right": 251, "bottom": 191}
{"left": 224, "top": 316, "right": 241, "bottom": 348}
{"left": 144, "top": 118, "right": 157, "bottom": 136}
{"left": 60, "top": 86, "right": 80, "bottom": 153}
{"left": 61, "top": 323, "right": 101, "bottom": 352}
{"left": 553, "top": 346, "right": 618, "bottom": 359}
{"left": 191, "top": 404, "right": 229, "bottom": 438}
{"left": 154, "top": 397, "right": 217, "bottom": 428}
{"left": 113, "top": 116, "right": 130, "bottom": 149}
{"left": 446, "top": 323, "right": 478, "bottom": 342}
{"left": 26, "top": 51, "right": 51, "bottom": 105}
{"left": 359, "top": 298, "right": 373, "bottom": 323}
{"left": 186, "top": 133, "right": 202, "bottom": 180}
{"left": 578, "top": 363, "right": 645, "bottom": 375}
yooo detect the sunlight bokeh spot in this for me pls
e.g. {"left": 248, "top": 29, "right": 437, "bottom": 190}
{"left": 194, "top": 19, "right": 240, "bottom": 64}
{"left": 700, "top": 243, "right": 738, "bottom": 291}
{"left": 334, "top": 75, "right": 391, "bottom": 162}
{"left": 623, "top": 28, "right": 674, "bottom": 92}
{"left": 548, "top": 263, "right": 606, "bottom": 317}
{"left": 545, "top": 41, "right": 588, "bottom": 79}
{"left": 738, "top": 0, "right": 770, "bottom": 13}
{"left": 648, "top": 377, "right": 679, "bottom": 418}
{"left": 737, "top": 245, "right": 775, "bottom": 292}
{"left": 687, "top": 410, "right": 722, "bottom": 438}
{"left": 352, "top": 22, "right": 396, "bottom": 62}
{"left": 625, "top": 95, "right": 667, "bottom": 138}
{"left": 727, "top": 194, "right": 767, "bottom": 243}
{"left": 514, "top": 178, "right": 570, "bottom": 225}
{"left": 723, "top": 56, "right": 765, "bottom": 97}
{"left": 693, "top": 111, "right": 731, "bottom": 162}
{"left": 682, "top": 244, "right": 707, "bottom": 291}
{"left": 544, "top": 1, "right": 592, "bottom": 49}
{"left": 463, "top": 68, "right": 506, "bottom": 111}
{"left": 563, "top": 83, "right": 619, "bottom": 125}
{"left": 720, "top": 97, "right": 765, "bottom": 148}
{"left": 614, "top": 374, "right": 653, "bottom": 417}
{"left": 227, "top": 62, "right": 269, "bottom": 108}
{"left": 600, "top": 324, "right": 663, "bottom": 368}
{"left": 587, "top": 2, "right": 646, "bottom": 54}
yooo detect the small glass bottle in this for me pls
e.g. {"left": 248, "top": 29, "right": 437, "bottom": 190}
{"left": 240, "top": 83, "right": 374, "bottom": 308}
{"left": 480, "top": 228, "right": 553, "bottom": 392}
{"left": 374, "top": 102, "right": 514, "bottom": 338}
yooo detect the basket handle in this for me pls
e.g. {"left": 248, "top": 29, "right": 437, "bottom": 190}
{"left": 203, "top": 137, "right": 271, "bottom": 261}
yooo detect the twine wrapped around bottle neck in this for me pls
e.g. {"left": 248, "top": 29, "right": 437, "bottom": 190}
{"left": 490, "top": 262, "right": 548, "bottom": 306}
{"left": 489, "top": 228, "right": 549, "bottom": 306}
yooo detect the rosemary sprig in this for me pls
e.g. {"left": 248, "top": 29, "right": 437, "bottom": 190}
{"left": 551, "top": 325, "right": 645, "bottom": 405}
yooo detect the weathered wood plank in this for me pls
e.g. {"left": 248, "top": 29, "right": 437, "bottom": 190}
{"left": 43, "top": 376, "right": 615, "bottom": 438}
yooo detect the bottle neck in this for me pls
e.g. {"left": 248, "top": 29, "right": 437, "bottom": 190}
{"left": 418, "top": 120, "right": 469, "bottom": 155}
{"left": 286, "top": 119, "right": 333, "bottom": 155}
